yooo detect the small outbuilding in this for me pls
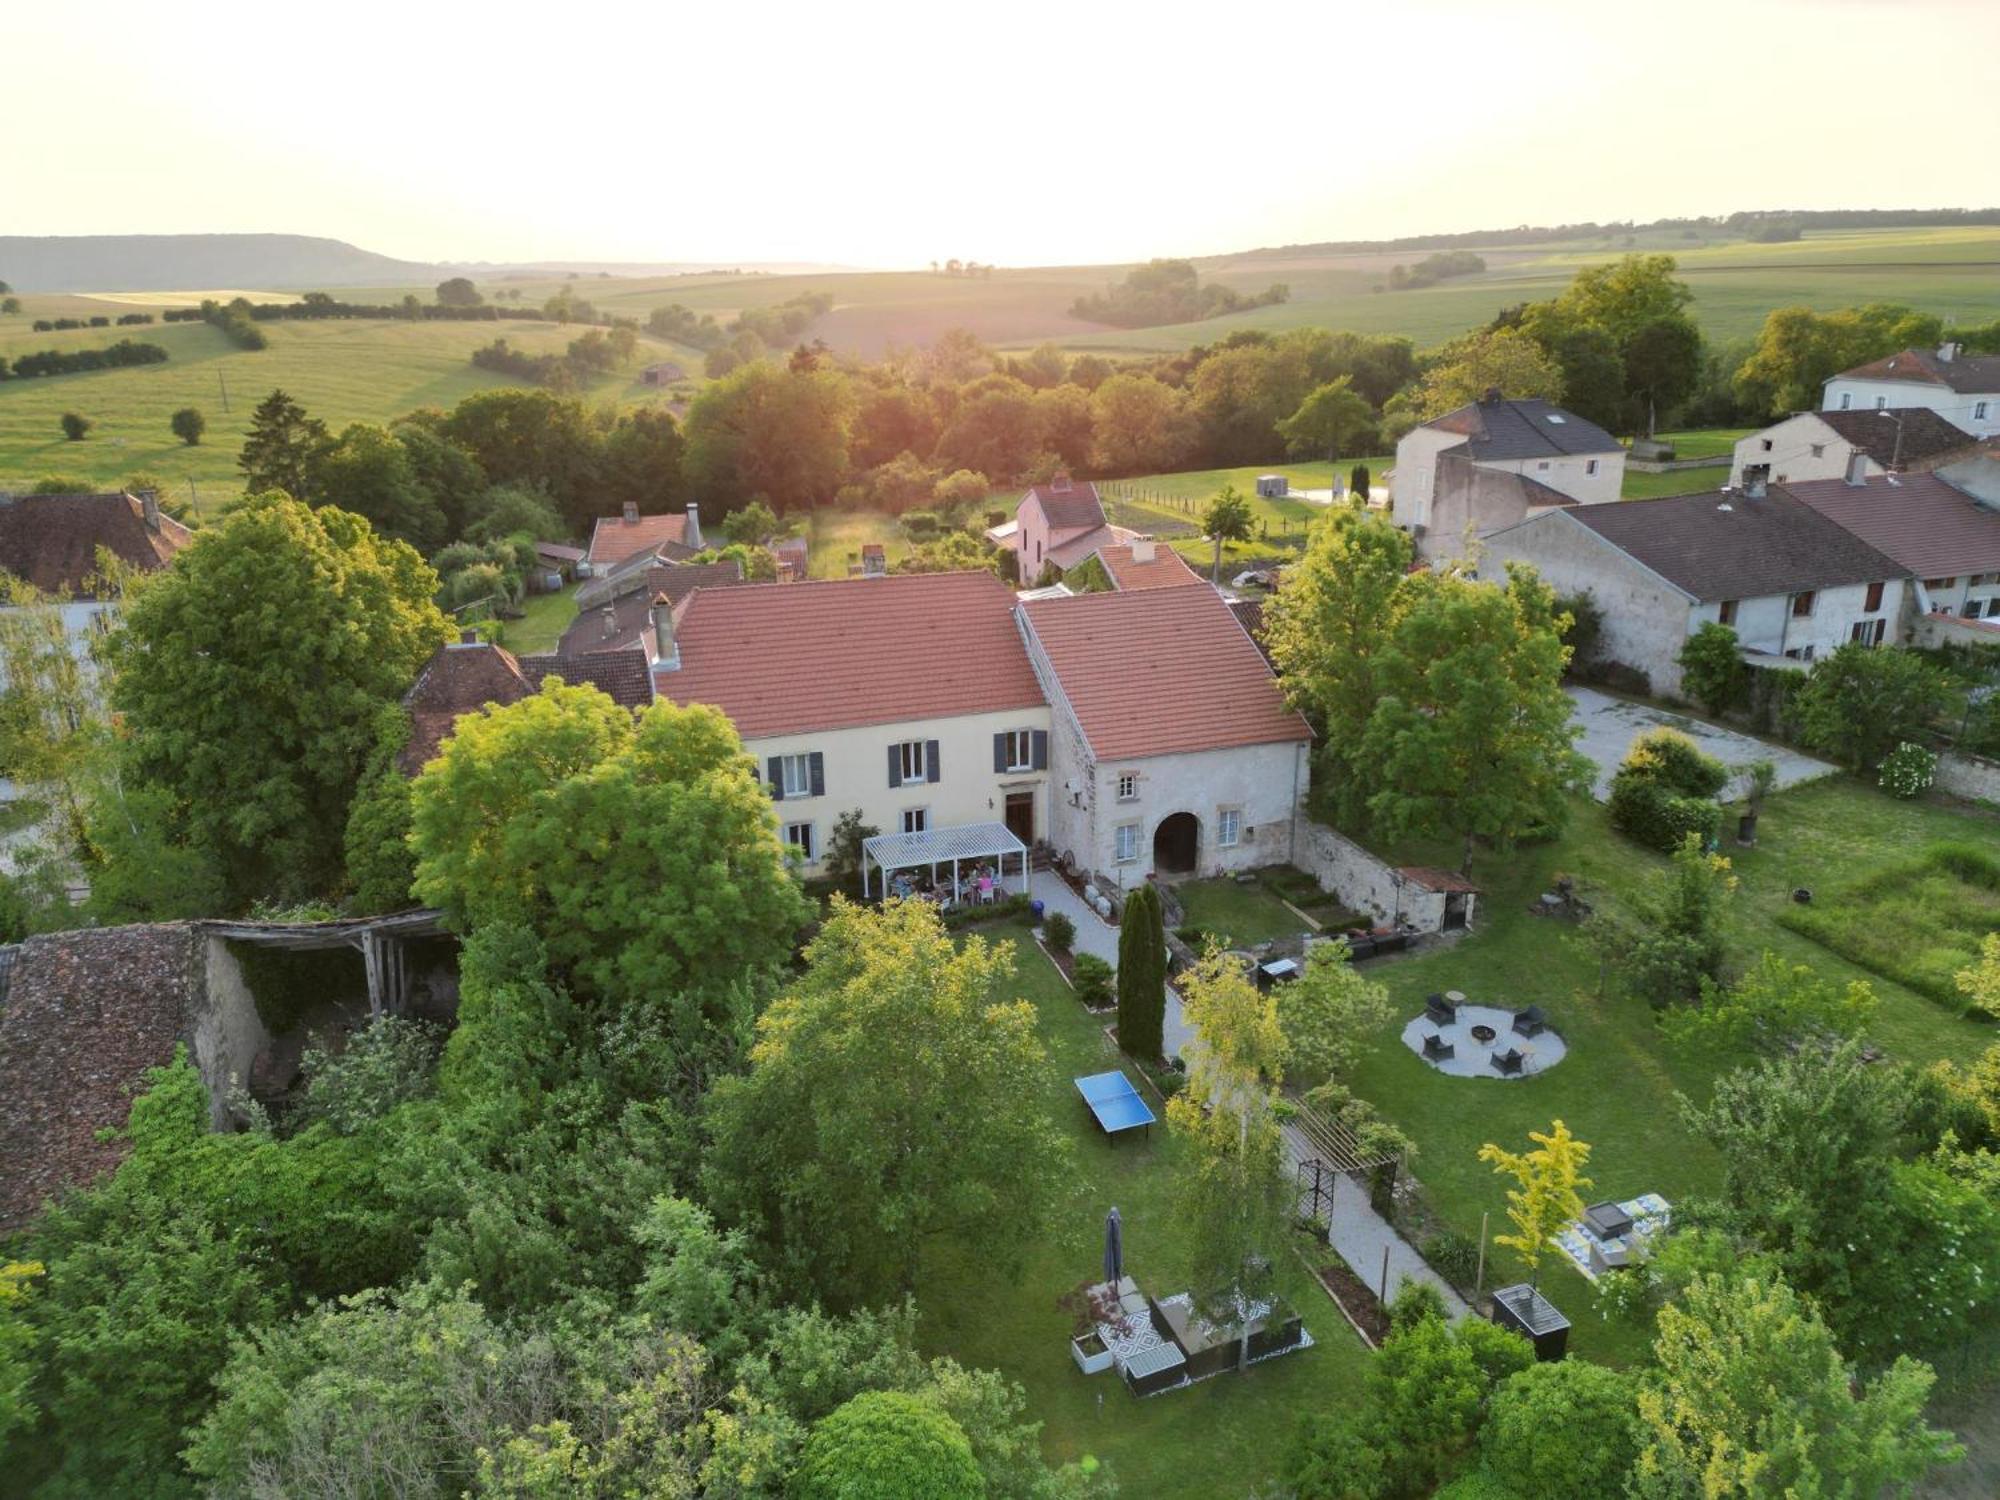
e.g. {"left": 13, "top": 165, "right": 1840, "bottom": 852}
{"left": 1255, "top": 474, "right": 1288, "bottom": 498}
{"left": 640, "top": 361, "right": 685, "bottom": 386}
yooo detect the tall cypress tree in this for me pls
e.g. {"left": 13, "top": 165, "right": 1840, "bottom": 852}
{"left": 1118, "top": 882, "right": 1167, "bottom": 1060}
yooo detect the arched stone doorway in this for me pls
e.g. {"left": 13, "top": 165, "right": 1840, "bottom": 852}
{"left": 1153, "top": 812, "right": 1199, "bottom": 876}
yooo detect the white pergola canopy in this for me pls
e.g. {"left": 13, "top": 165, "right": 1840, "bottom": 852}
{"left": 860, "top": 821, "right": 1029, "bottom": 902}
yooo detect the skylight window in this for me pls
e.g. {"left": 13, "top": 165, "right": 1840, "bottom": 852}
{"left": 1545, "top": 413, "right": 1566, "bottom": 423}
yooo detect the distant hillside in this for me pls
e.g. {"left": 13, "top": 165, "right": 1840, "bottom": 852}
{"left": 0, "top": 234, "right": 439, "bottom": 292}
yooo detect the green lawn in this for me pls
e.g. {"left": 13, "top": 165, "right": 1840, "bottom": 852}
{"left": 1175, "top": 877, "right": 1315, "bottom": 949}
{"left": 1641, "top": 427, "right": 1749, "bottom": 461}
{"left": 917, "top": 920, "right": 1368, "bottom": 1496}
{"left": 802, "top": 508, "right": 917, "bottom": 579}
{"left": 1337, "top": 778, "right": 2000, "bottom": 1367}
{"left": 495, "top": 586, "right": 580, "bottom": 655}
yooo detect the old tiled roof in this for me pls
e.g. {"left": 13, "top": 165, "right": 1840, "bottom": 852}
{"left": 519, "top": 647, "right": 654, "bottom": 709}
{"left": 398, "top": 639, "right": 537, "bottom": 773}
{"left": 575, "top": 542, "right": 710, "bottom": 609}
{"left": 1425, "top": 396, "right": 1620, "bottom": 461}
{"left": 1399, "top": 866, "right": 1480, "bottom": 894}
{"left": 0, "top": 923, "right": 198, "bottom": 1229}
{"left": 1830, "top": 347, "right": 2000, "bottom": 395}
{"left": 1813, "top": 407, "right": 1979, "bottom": 469}
{"left": 1049, "top": 523, "right": 1140, "bottom": 572}
{"left": 1227, "top": 599, "right": 1274, "bottom": 665}
{"left": 1562, "top": 488, "right": 1906, "bottom": 601}
{"left": 1022, "top": 585, "right": 1309, "bottom": 761}
{"left": 1782, "top": 473, "right": 2000, "bottom": 580}
{"left": 586, "top": 510, "right": 689, "bottom": 567}
{"left": 655, "top": 571, "right": 1043, "bottom": 739}
{"left": 0, "top": 492, "right": 192, "bottom": 597}
{"left": 559, "top": 561, "right": 745, "bottom": 655}
{"left": 1094, "top": 542, "right": 1204, "bottom": 591}
{"left": 1026, "top": 478, "right": 1106, "bottom": 531}
{"left": 536, "top": 540, "right": 585, "bottom": 563}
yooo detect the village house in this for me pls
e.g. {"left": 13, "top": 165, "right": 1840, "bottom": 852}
{"left": 583, "top": 501, "right": 705, "bottom": 571}
{"left": 1078, "top": 538, "right": 1204, "bottom": 592}
{"left": 1784, "top": 471, "right": 2000, "bottom": 623}
{"left": 771, "top": 534, "right": 809, "bottom": 581}
{"left": 1392, "top": 391, "right": 1623, "bottom": 555}
{"left": 1730, "top": 407, "right": 1980, "bottom": 488}
{"left": 1479, "top": 483, "right": 1908, "bottom": 695}
{"left": 999, "top": 474, "right": 1142, "bottom": 581}
{"left": 1018, "top": 583, "right": 1310, "bottom": 883}
{"left": 559, "top": 559, "right": 745, "bottom": 656}
{"left": 0, "top": 489, "right": 191, "bottom": 644}
{"left": 1823, "top": 344, "right": 2000, "bottom": 439}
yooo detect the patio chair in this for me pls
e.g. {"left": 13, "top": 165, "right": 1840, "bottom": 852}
{"left": 1424, "top": 993, "right": 1456, "bottom": 1027}
{"left": 1491, "top": 1048, "right": 1524, "bottom": 1076}
{"left": 1422, "top": 1033, "right": 1455, "bottom": 1062}
{"left": 1512, "top": 1005, "right": 1547, "bottom": 1038}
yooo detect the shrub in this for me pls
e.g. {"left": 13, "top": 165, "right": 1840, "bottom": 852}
{"left": 1794, "top": 643, "right": 1954, "bottom": 771}
{"left": 1625, "top": 727, "right": 1729, "bottom": 797}
{"left": 1678, "top": 621, "right": 1749, "bottom": 716}
{"left": 900, "top": 509, "right": 940, "bottom": 540}
{"left": 58, "top": 412, "right": 91, "bottom": 441}
{"left": 1556, "top": 589, "right": 1602, "bottom": 669}
{"left": 1878, "top": 740, "right": 1936, "bottom": 799}
{"left": 1042, "top": 910, "right": 1075, "bottom": 953}
{"left": 1071, "top": 952, "right": 1113, "bottom": 1008}
{"left": 1482, "top": 1360, "right": 1639, "bottom": 1496}
{"left": 1421, "top": 1229, "right": 1480, "bottom": 1289}
{"left": 169, "top": 407, "right": 206, "bottom": 446}
{"left": 1608, "top": 728, "right": 1728, "bottom": 852}
{"left": 795, "top": 1390, "right": 983, "bottom": 1500}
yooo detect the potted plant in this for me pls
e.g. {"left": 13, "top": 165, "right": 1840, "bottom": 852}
{"left": 1071, "top": 1329, "right": 1113, "bottom": 1375}
{"left": 1058, "top": 1280, "right": 1128, "bottom": 1375}
{"left": 1737, "top": 759, "right": 1776, "bottom": 845}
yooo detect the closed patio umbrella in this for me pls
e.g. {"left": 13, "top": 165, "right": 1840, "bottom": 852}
{"left": 1103, "top": 1206, "right": 1123, "bottom": 1287}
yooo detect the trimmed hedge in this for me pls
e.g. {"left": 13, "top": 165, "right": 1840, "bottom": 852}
{"left": 1608, "top": 727, "right": 1728, "bottom": 852}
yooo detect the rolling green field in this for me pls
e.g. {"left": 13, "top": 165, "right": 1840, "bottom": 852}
{"left": 0, "top": 302, "right": 699, "bottom": 499}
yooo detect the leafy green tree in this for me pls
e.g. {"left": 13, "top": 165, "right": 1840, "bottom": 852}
{"left": 1167, "top": 948, "right": 1291, "bottom": 1363}
{"left": 1190, "top": 341, "right": 1314, "bottom": 465}
{"left": 1522, "top": 312, "right": 1627, "bottom": 431}
{"left": 1477, "top": 1119, "right": 1592, "bottom": 1286}
{"left": 58, "top": 411, "right": 91, "bottom": 441}
{"left": 1279, "top": 375, "right": 1375, "bottom": 459}
{"left": 1361, "top": 566, "right": 1591, "bottom": 872}
{"left": 1278, "top": 939, "right": 1393, "bottom": 1087}
{"left": 1286, "top": 1414, "right": 1389, "bottom": 1500}
{"left": 1735, "top": 302, "right": 1943, "bottom": 417}
{"left": 1362, "top": 1307, "right": 1526, "bottom": 1498}
{"left": 463, "top": 480, "right": 563, "bottom": 545}
{"left": 795, "top": 1391, "right": 984, "bottom": 1500}
{"left": 169, "top": 405, "right": 205, "bottom": 446}
{"left": 108, "top": 494, "right": 453, "bottom": 904}
{"left": 390, "top": 421, "right": 487, "bottom": 539}
{"left": 1116, "top": 880, "right": 1167, "bottom": 1060}
{"left": 1958, "top": 932, "right": 2000, "bottom": 1021}
{"left": 1793, "top": 642, "right": 1954, "bottom": 772}
{"left": 1087, "top": 372, "right": 1196, "bottom": 474}
{"left": 412, "top": 686, "right": 809, "bottom": 1030}
{"left": 722, "top": 496, "right": 780, "bottom": 546}
{"left": 1400, "top": 327, "right": 1562, "bottom": 424}
{"left": 822, "top": 809, "right": 880, "bottom": 891}
{"left": 1349, "top": 462, "right": 1370, "bottom": 500}
{"left": 343, "top": 704, "right": 417, "bottom": 913}
{"left": 1665, "top": 949, "right": 1877, "bottom": 1053}
{"left": 435, "top": 275, "right": 483, "bottom": 307}
{"left": 237, "top": 388, "right": 328, "bottom": 497}
{"left": 438, "top": 388, "right": 607, "bottom": 534}
{"left": 1553, "top": 253, "right": 1695, "bottom": 342}
{"left": 934, "top": 376, "right": 1047, "bottom": 484}
{"left": 1676, "top": 620, "right": 1748, "bottom": 716}
{"left": 706, "top": 899, "right": 1066, "bottom": 1308}
{"left": 1623, "top": 313, "right": 1704, "bottom": 434}
{"left": 1034, "top": 382, "right": 1095, "bottom": 470}
{"left": 1262, "top": 506, "right": 1414, "bottom": 825}
{"left": 0, "top": 296, "right": 18, "bottom": 315}
{"left": 896, "top": 530, "right": 1005, "bottom": 577}
{"left": 310, "top": 420, "right": 450, "bottom": 550}
{"left": 1632, "top": 1273, "right": 1961, "bottom": 1498}
{"left": 684, "top": 361, "right": 855, "bottom": 514}
{"left": 1483, "top": 1359, "right": 1638, "bottom": 1496}
{"left": 601, "top": 404, "right": 686, "bottom": 514}
{"left": 0, "top": 1260, "right": 41, "bottom": 1455}
{"left": 1606, "top": 726, "right": 1729, "bottom": 853}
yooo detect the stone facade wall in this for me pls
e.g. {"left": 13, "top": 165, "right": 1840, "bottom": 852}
{"left": 1938, "top": 751, "right": 2000, "bottom": 805}
{"left": 1291, "top": 818, "right": 1449, "bottom": 933}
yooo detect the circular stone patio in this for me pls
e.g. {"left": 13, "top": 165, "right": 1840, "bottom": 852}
{"left": 1401, "top": 1001, "right": 1567, "bottom": 1079}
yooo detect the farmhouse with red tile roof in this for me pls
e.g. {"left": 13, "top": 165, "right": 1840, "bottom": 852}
{"left": 585, "top": 501, "right": 705, "bottom": 569}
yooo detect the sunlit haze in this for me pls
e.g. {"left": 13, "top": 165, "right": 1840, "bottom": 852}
{"left": 13, "top": 0, "right": 2000, "bottom": 268}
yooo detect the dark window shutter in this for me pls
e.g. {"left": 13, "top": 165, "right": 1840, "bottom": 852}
{"left": 809, "top": 751, "right": 825, "bottom": 797}
{"left": 926, "top": 739, "right": 941, "bottom": 783}
{"left": 993, "top": 733, "right": 1007, "bottom": 773}
{"left": 1031, "top": 729, "right": 1048, "bottom": 770}
{"left": 887, "top": 744, "right": 902, "bottom": 788}
{"left": 767, "top": 756, "right": 783, "bottom": 800}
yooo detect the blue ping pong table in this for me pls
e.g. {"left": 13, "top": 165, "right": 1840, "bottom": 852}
{"left": 1075, "top": 1070, "right": 1157, "bottom": 1140}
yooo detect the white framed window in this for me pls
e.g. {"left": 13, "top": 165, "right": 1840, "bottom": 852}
{"left": 783, "top": 820, "right": 816, "bottom": 860}
{"left": 1790, "top": 590, "right": 1816, "bottom": 618}
{"left": 1116, "top": 772, "right": 1138, "bottom": 802}
{"left": 895, "top": 740, "right": 927, "bottom": 783}
{"left": 1840, "top": 393, "right": 1852, "bottom": 410}
{"left": 1585, "top": 458, "right": 1599, "bottom": 475}
{"left": 1874, "top": 396, "right": 1887, "bottom": 410}
{"left": 1217, "top": 808, "right": 1242, "bottom": 847}
{"left": 778, "top": 753, "right": 812, "bottom": 798}
{"left": 1809, "top": 443, "right": 1825, "bottom": 458}
{"left": 1003, "top": 729, "right": 1033, "bottom": 771}
{"left": 902, "top": 806, "right": 928, "bottom": 835}
{"left": 1114, "top": 823, "right": 1139, "bottom": 862}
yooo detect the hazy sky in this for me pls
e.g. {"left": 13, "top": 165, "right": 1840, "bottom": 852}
{"left": 14, "top": 0, "right": 1999, "bottom": 269}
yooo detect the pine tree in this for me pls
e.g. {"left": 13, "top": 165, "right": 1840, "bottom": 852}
{"left": 237, "top": 388, "right": 328, "bottom": 499}
{"left": 1117, "top": 881, "right": 1167, "bottom": 1060}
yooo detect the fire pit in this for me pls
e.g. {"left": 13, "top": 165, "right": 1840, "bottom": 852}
{"left": 1470, "top": 1024, "right": 1497, "bottom": 1044}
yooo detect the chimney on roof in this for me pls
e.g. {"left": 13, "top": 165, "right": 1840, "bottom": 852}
{"left": 600, "top": 604, "right": 617, "bottom": 640}
{"left": 621, "top": 500, "right": 640, "bottom": 525}
{"left": 1050, "top": 471, "right": 1072, "bottom": 493}
{"left": 684, "top": 502, "right": 703, "bottom": 550}
{"left": 1845, "top": 451, "right": 1870, "bottom": 486}
{"left": 650, "top": 594, "right": 679, "bottom": 671}
{"left": 459, "top": 628, "right": 479, "bottom": 645}
{"left": 1939, "top": 341, "right": 1961, "bottom": 364}
{"left": 1131, "top": 538, "right": 1156, "bottom": 564}
{"left": 1481, "top": 386, "right": 1504, "bottom": 405}
{"left": 138, "top": 489, "right": 161, "bottom": 532}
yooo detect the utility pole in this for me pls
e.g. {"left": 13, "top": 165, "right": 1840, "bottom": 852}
{"left": 217, "top": 369, "right": 230, "bottom": 414}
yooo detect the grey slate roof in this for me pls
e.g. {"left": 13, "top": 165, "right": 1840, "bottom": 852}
{"left": 1426, "top": 395, "right": 1621, "bottom": 461}
{"left": 1814, "top": 407, "right": 1979, "bottom": 469}
{"left": 1782, "top": 473, "right": 2000, "bottom": 579}
{"left": 1564, "top": 489, "right": 1907, "bottom": 601}
{"left": 1025, "top": 478, "right": 1106, "bottom": 531}
{"left": 1831, "top": 347, "right": 2000, "bottom": 396}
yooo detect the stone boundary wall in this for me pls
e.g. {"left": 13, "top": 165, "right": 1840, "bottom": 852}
{"left": 1290, "top": 817, "right": 1448, "bottom": 933}
{"left": 1625, "top": 454, "right": 1729, "bottom": 474}
{"left": 1939, "top": 751, "right": 2000, "bottom": 805}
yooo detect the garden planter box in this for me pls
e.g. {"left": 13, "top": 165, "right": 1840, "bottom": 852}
{"left": 1070, "top": 1332, "right": 1113, "bottom": 1375}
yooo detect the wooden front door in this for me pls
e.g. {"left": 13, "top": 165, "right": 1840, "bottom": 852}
{"left": 1004, "top": 790, "right": 1035, "bottom": 846}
